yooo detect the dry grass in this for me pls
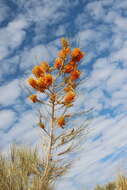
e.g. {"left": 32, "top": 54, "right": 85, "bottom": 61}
{"left": 95, "top": 182, "right": 116, "bottom": 190}
{"left": 94, "top": 175, "right": 127, "bottom": 190}
{"left": 0, "top": 145, "right": 54, "bottom": 190}
{"left": 116, "top": 175, "right": 127, "bottom": 190}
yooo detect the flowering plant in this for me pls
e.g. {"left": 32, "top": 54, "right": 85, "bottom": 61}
{"left": 27, "top": 38, "right": 88, "bottom": 188}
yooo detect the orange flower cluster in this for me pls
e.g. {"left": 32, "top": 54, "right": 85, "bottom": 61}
{"left": 58, "top": 48, "right": 70, "bottom": 59}
{"left": 32, "top": 62, "right": 49, "bottom": 78}
{"left": 57, "top": 114, "right": 71, "bottom": 128}
{"left": 40, "top": 61, "right": 49, "bottom": 72}
{"left": 56, "top": 38, "right": 71, "bottom": 62}
{"left": 62, "top": 48, "right": 83, "bottom": 78}
{"left": 64, "top": 64, "right": 74, "bottom": 73}
{"left": 28, "top": 62, "right": 53, "bottom": 93}
{"left": 64, "top": 91, "right": 76, "bottom": 104}
{"left": 53, "top": 39, "right": 84, "bottom": 106}
{"left": 61, "top": 37, "right": 69, "bottom": 49}
{"left": 57, "top": 116, "right": 65, "bottom": 128}
{"left": 27, "top": 38, "right": 85, "bottom": 132}
{"left": 28, "top": 77, "right": 38, "bottom": 88}
{"left": 54, "top": 42, "right": 83, "bottom": 76}
{"left": 71, "top": 48, "right": 85, "bottom": 62}
{"left": 27, "top": 38, "right": 85, "bottom": 110}
{"left": 70, "top": 70, "right": 81, "bottom": 80}
{"left": 54, "top": 57, "right": 63, "bottom": 69}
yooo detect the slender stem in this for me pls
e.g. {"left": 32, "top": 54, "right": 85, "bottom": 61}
{"left": 48, "top": 100, "right": 55, "bottom": 160}
{"left": 42, "top": 95, "right": 55, "bottom": 181}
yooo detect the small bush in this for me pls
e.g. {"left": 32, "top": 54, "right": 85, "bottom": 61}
{"left": 0, "top": 145, "right": 53, "bottom": 190}
{"left": 95, "top": 175, "right": 127, "bottom": 190}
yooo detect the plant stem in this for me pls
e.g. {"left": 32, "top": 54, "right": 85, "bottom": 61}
{"left": 42, "top": 96, "right": 55, "bottom": 182}
{"left": 49, "top": 100, "right": 55, "bottom": 161}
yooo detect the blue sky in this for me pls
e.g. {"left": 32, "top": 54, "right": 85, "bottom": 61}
{"left": 1, "top": 0, "right": 127, "bottom": 189}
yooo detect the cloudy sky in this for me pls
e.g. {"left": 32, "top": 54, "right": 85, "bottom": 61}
{"left": 1, "top": 0, "right": 127, "bottom": 189}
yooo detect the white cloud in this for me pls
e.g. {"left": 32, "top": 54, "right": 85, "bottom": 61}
{"left": 0, "top": 1, "right": 9, "bottom": 22}
{"left": 14, "top": 0, "right": 79, "bottom": 22}
{"left": 106, "top": 69, "right": 127, "bottom": 91}
{"left": 0, "top": 79, "right": 21, "bottom": 106}
{"left": 20, "top": 40, "right": 60, "bottom": 72}
{"left": 114, "top": 0, "right": 127, "bottom": 9}
{"left": 0, "top": 56, "right": 20, "bottom": 82}
{"left": 0, "top": 17, "right": 27, "bottom": 60}
{"left": 56, "top": 179, "right": 78, "bottom": 190}
{"left": 111, "top": 45, "right": 127, "bottom": 63}
{"left": 105, "top": 11, "right": 119, "bottom": 24}
{"left": 77, "top": 29, "right": 99, "bottom": 47}
{"left": 86, "top": 1, "right": 105, "bottom": 20}
{"left": 0, "top": 109, "right": 16, "bottom": 129}
{"left": 20, "top": 45, "right": 51, "bottom": 72}
{"left": 114, "top": 16, "right": 127, "bottom": 32}
{"left": 101, "top": 0, "right": 114, "bottom": 6}
{"left": 0, "top": 110, "right": 42, "bottom": 151}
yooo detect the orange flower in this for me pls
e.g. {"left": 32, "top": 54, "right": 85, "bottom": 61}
{"left": 69, "top": 61, "right": 76, "bottom": 66}
{"left": 64, "top": 91, "right": 76, "bottom": 104}
{"left": 65, "top": 47, "right": 70, "bottom": 55}
{"left": 54, "top": 57, "right": 63, "bottom": 69}
{"left": 58, "top": 49, "right": 67, "bottom": 58}
{"left": 36, "top": 74, "right": 53, "bottom": 91}
{"left": 40, "top": 61, "right": 49, "bottom": 72}
{"left": 71, "top": 48, "right": 81, "bottom": 57}
{"left": 44, "top": 73, "right": 53, "bottom": 87}
{"left": 61, "top": 38, "right": 69, "bottom": 49}
{"left": 70, "top": 70, "right": 81, "bottom": 80}
{"left": 37, "top": 77, "right": 46, "bottom": 89}
{"left": 75, "top": 53, "right": 84, "bottom": 62}
{"left": 29, "top": 94, "right": 38, "bottom": 103}
{"left": 57, "top": 116, "right": 65, "bottom": 128}
{"left": 28, "top": 77, "right": 37, "bottom": 88}
{"left": 71, "top": 48, "right": 84, "bottom": 62}
{"left": 64, "top": 64, "right": 74, "bottom": 73}
{"left": 32, "top": 65, "right": 44, "bottom": 78}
